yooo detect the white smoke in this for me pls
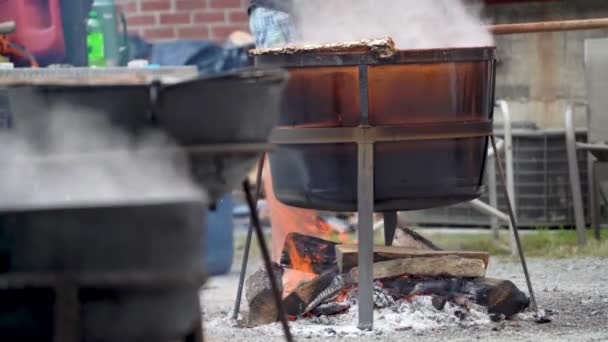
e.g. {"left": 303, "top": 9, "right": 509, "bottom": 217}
{"left": 0, "top": 89, "right": 205, "bottom": 211}
{"left": 291, "top": 0, "right": 493, "bottom": 49}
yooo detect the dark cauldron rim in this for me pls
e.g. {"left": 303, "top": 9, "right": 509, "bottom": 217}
{"left": 0, "top": 196, "right": 207, "bottom": 214}
{"left": 254, "top": 45, "right": 496, "bottom": 68}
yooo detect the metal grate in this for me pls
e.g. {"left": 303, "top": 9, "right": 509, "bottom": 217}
{"left": 406, "top": 128, "right": 591, "bottom": 228}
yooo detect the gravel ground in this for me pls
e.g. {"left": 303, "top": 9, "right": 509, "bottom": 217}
{"left": 202, "top": 257, "right": 608, "bottom": 342}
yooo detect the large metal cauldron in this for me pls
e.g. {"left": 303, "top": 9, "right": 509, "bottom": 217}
{"left": 2, "top": 68, "right": 288, "bottom": 203}
{"left": 0, "top": 67, "right": 287, "bottom": 340}
{"left": 0, "top": 200, "right": 205, "bottom": 341}
{"left": 255, "top": 41, "right": 496, "bottom": 211}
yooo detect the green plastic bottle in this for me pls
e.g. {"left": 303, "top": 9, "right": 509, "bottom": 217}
{"left": 92, "top": 0, "right": 126, "bottom": 66}
{"left": 87, "top": 11, "right": 106, "bottom": 67}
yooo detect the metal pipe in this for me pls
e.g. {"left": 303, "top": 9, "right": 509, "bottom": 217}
{"left": 487, "top": 137, "right": 504, "bottom": 240}
{"left": 490, "top": 18, "right": 608, "bottom": 35}
{"left": 565, "top": 104, "right": 588, "bottom": 246}
{"left": 487, "top": 157, "right": 500, "bottom": 239}
{"left": 496, "top": 100, "right": 517, "bottom": 255}
{"left": 232, "top": 155, "right": 265, "bottom": 320}
{"left": 497, "top": 100, "right": 516, "bottom": 215}
{"left": 357, "top": 142, "right": 375, "bottom": 331}
{"left": 470, "top": 199, "right": 510, "bottom": 223}
{"left": 486, "top": 137, "right": 503, "bottom": 239}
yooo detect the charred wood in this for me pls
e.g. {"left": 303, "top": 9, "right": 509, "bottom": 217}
{"left": 245, "top": 263, "right": 284, "bottom": 326}
{"left": 282, "top": 268, "right": 339, "bottom": 317}
{"left": 280, "top": 233, "right": 338, "bottom": 274}
{"left": 464, "top": 278, "right": 530, "bottom": 318}
{"left": 311, "top": 302, "right": 351, "bottom": 316}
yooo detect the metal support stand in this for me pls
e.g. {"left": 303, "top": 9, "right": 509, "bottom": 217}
{"left": 242, "top": 179, "right": 294, "bottom": 342}
{"left": 357, "top": 142, "right": 375, "bottom": 330}
{"left": 383, "top": 212, "right": 398, "bottom": 246}
{"left": 255, "top": 44, "right": 500, "bottom": 334}
{"left": 232, "top": 155, "right": 266, "bottom": 320}
{"left": 491, "top": 136, "right": 538, "bottom": 311}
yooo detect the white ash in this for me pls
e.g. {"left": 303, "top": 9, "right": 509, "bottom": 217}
{"left": 217, "top": 288, "right": 492, "bottom": 338}
{"left": 345, "top": 283, "right": 396, "bottom": 309}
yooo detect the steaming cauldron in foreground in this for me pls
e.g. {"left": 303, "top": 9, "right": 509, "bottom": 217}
{"left": 255, "top": 41, "right": 496, "bottom": 211}
{"left": 0, "top": 67, "right": 287, "bottom": 340}
{"left": 0, "top": 199, "right": 206, "bottom": 341}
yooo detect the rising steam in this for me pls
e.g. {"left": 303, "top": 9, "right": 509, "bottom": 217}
{"left": 291, "top": 0, "right": 493, "bottom": 49}
{"left": 0, "top": 89, "right": 204, "bottom": 211}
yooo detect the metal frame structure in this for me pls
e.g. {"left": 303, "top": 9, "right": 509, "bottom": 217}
{"left": 233, "top": 134, "right": 538, "bottom": 332}
{"left": 233, "top": 47, "right": 538, "bottom": 335}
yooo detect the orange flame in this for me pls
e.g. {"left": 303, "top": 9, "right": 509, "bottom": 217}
{"left": 285, "top": 238, "right": 314, "bottom": 274}
{"left": 261, "top": 157, "right": 354, "bottom": 295}
{"left": 262, "top": 158, "right": 347, "bottom": 261}
{"left": 334, "top": 288, "right": 351, "bottom": 303}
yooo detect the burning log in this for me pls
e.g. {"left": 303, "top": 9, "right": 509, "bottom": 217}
{"left": 282, "top": 268, "right": 339, "bottom": 317}
{"left": 280, "top": 233, "right": 338, "bottom": 274}
{"left": 287, "top": 256, "right": 484, "bottom": 317}
{"left": 245, "top": 264, "right": 284, "bottom": 326}
{"left": 336, "top": 244, "right": 489, "bottom": 273}
{"left": 349, "top": 256, "right": 486, "bottom": 280}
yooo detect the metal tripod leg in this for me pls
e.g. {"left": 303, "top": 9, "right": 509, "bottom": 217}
{"left": 242, "top": 180, "right": 293, "bottom": 342}
{"left": 232, "top": 156, "right": 265, "bottom": 320}
{"left": 357, "top": 142, "right": 375, "bottom": 330}
{"left": 383, "top": 212, "right": 397, "bottom": 246}
{"left": 490, "top": 135, "right": 538, "bottom": 311}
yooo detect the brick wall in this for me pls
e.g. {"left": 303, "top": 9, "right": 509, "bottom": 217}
{"left": 115, "top": 0, "right": 249, "bottom": 42}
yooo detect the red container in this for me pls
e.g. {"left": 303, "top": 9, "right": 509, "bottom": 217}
{"left": 0, "top": 0, "right": 65, "bottom": 64}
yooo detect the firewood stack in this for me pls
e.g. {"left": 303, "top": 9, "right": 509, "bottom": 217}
{"left": 244, "top": 228, "right": 530, "bottom": 326}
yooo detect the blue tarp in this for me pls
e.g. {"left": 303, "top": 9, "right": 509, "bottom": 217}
{"left": 204, "top": 195, "right": 235, "bottom": 276}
